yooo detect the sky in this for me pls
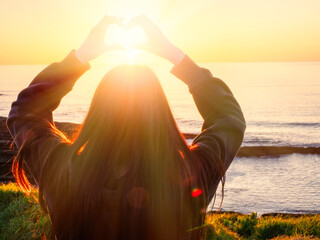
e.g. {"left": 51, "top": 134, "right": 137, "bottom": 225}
{"left": 0, "top": 0, "right": 320, "bottom": 64}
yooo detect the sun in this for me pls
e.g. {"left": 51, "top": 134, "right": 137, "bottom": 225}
{"left": 124, "top": 48, "right": 140, "bottom": 64}
{"left": 104, "top": 23, "right": 147, "bottom": 61}
{"left": 105, "top": 24, "right": 147, "bottom": 48}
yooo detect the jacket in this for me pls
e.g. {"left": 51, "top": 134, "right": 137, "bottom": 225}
{"left": 7, "top": 50, "right": 246, "bottom": 238}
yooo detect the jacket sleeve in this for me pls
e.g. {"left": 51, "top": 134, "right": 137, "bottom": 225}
{"left": 171, "top": 56, "right": 246, "bottom": 202}
{"left": 7, "top": 50, "right": 90, "bottom": 183}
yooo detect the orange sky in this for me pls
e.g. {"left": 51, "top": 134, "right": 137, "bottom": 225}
{"left": 1, "top": 0, "right": 320, "bottom": 64}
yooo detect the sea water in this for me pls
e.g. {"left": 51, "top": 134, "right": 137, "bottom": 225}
{"left": 0, "top": 62, "right": 319, "bottom": 214}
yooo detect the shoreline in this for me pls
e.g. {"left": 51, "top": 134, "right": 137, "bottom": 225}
{"left": 207, "top": 210, "right": 320, "bottom": 217}
{"left": 1, "top": 116, "right": 319, "bottom": 183}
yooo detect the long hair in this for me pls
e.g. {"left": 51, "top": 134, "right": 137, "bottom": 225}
{"left": 13, "top": 65, "right": 225, "bottom": 239}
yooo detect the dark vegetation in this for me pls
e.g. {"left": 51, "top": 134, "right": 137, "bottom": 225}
{"left": 1, "top": 183, "right": 319, "bottom": 240}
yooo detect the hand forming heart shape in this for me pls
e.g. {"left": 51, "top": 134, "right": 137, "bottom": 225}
{"left": 76, "top": 15, "right": 183, "bottom": 64}
{"left": 104, "top": 23, "right": 147, "bottom": 48}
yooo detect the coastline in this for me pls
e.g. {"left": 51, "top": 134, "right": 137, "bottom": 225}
{"left": 1, "top": 116, "right": 319, "bottom": 183}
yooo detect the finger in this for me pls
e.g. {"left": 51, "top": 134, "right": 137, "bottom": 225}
{"left": 93, "top": 15, "right": 121, "bottom": 32}
{"left": 127, "top": 15, "right": 152, "bottom": 28}
{"left": 105, "top": 16, "right": 126, "bottom": 28}
{"left": 90, "top": 16, "right": 119, "bottom": 39}
{"left": 129, "top": 16, "right": 160, "bottom": 38}
{"left": 94, "top": 15, "right": 112, "bottom": 30}
{"left": 108, "top": 15, "right": 126, "bottom": 26}
{"left": 114, "top": 17, "right": 126, "bottom": 27}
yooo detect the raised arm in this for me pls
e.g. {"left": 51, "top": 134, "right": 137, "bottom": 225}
{"left": 7, "top": 52, "right": 90, "bottom": 146}
{"left": 130, "top": 15, "right": 246, "bottom": 201}
{"left": 7, "top": 15, "right": 123, "bottom": 186}
{"left": 171, "top": 57, "right": 246, "bottom": 200}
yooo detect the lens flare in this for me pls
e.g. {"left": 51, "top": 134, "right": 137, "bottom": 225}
{"left": 191, "top": 188, "right": 202, "bottom": 197}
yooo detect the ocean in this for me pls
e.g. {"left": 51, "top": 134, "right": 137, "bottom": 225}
{"left": 0, "top": 62, "right": 319, "bottom": 214}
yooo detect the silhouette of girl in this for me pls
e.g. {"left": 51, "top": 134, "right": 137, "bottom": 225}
{"left": 8, "top": 15, "right": 245, "bottom": 240}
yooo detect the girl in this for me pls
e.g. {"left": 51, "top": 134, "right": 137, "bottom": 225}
{"left": 8, "top": 15, "right": 246, "bottom": 239}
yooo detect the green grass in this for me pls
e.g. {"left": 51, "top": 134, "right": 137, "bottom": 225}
{"left": 0, "top": 183, "right": 319, "bottom": 240}
{"left": 204, "top": 212, "right": 320, "bottom": 239}
{"left": 0, "top": 183, "right": 51, "bottom": 240}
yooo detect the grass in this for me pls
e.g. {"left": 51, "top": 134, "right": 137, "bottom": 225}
{"left": 0, "top": 183, "right": 319, "bottom": 240}
{"left": 204, "top": 212, "right": 320, "bottom": 239}
{"left": 0, "top": 183, "right": 51, "bottom": 240}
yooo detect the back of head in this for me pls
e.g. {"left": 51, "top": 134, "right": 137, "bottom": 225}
{"left": 49, "top": 65, "right": 206, "bottom": 239}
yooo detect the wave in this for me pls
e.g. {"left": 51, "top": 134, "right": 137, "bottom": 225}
{"left": 285, "top": 122, "right": 320, "bottom": 127}
{"left": 186, "top": 132, "right": 319, "bottom": 148}
{"left": 182, "top": 133, "right": 320, "bottom": 157}
{"left": 237, "top": 146, "right": 320, "bottom": 158}
{"left": 248, "top": 121, "right": 320, "bottom": 128}
{"left": 1, "top": 117, "right": 319, "bottom": 158}
{"left": 244, "top": 138, "right": 284, "bottom": 145}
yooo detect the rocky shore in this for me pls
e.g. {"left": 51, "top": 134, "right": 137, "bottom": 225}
{"left": 1, "top": 116, "right": 319, "bottom": 183}
{"left": 0, "top": 116, "right": 78, "bottom": 183}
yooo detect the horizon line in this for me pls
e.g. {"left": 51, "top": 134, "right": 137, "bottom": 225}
{"left": 1, "top": 60, "right": 320, "bottom": 66}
